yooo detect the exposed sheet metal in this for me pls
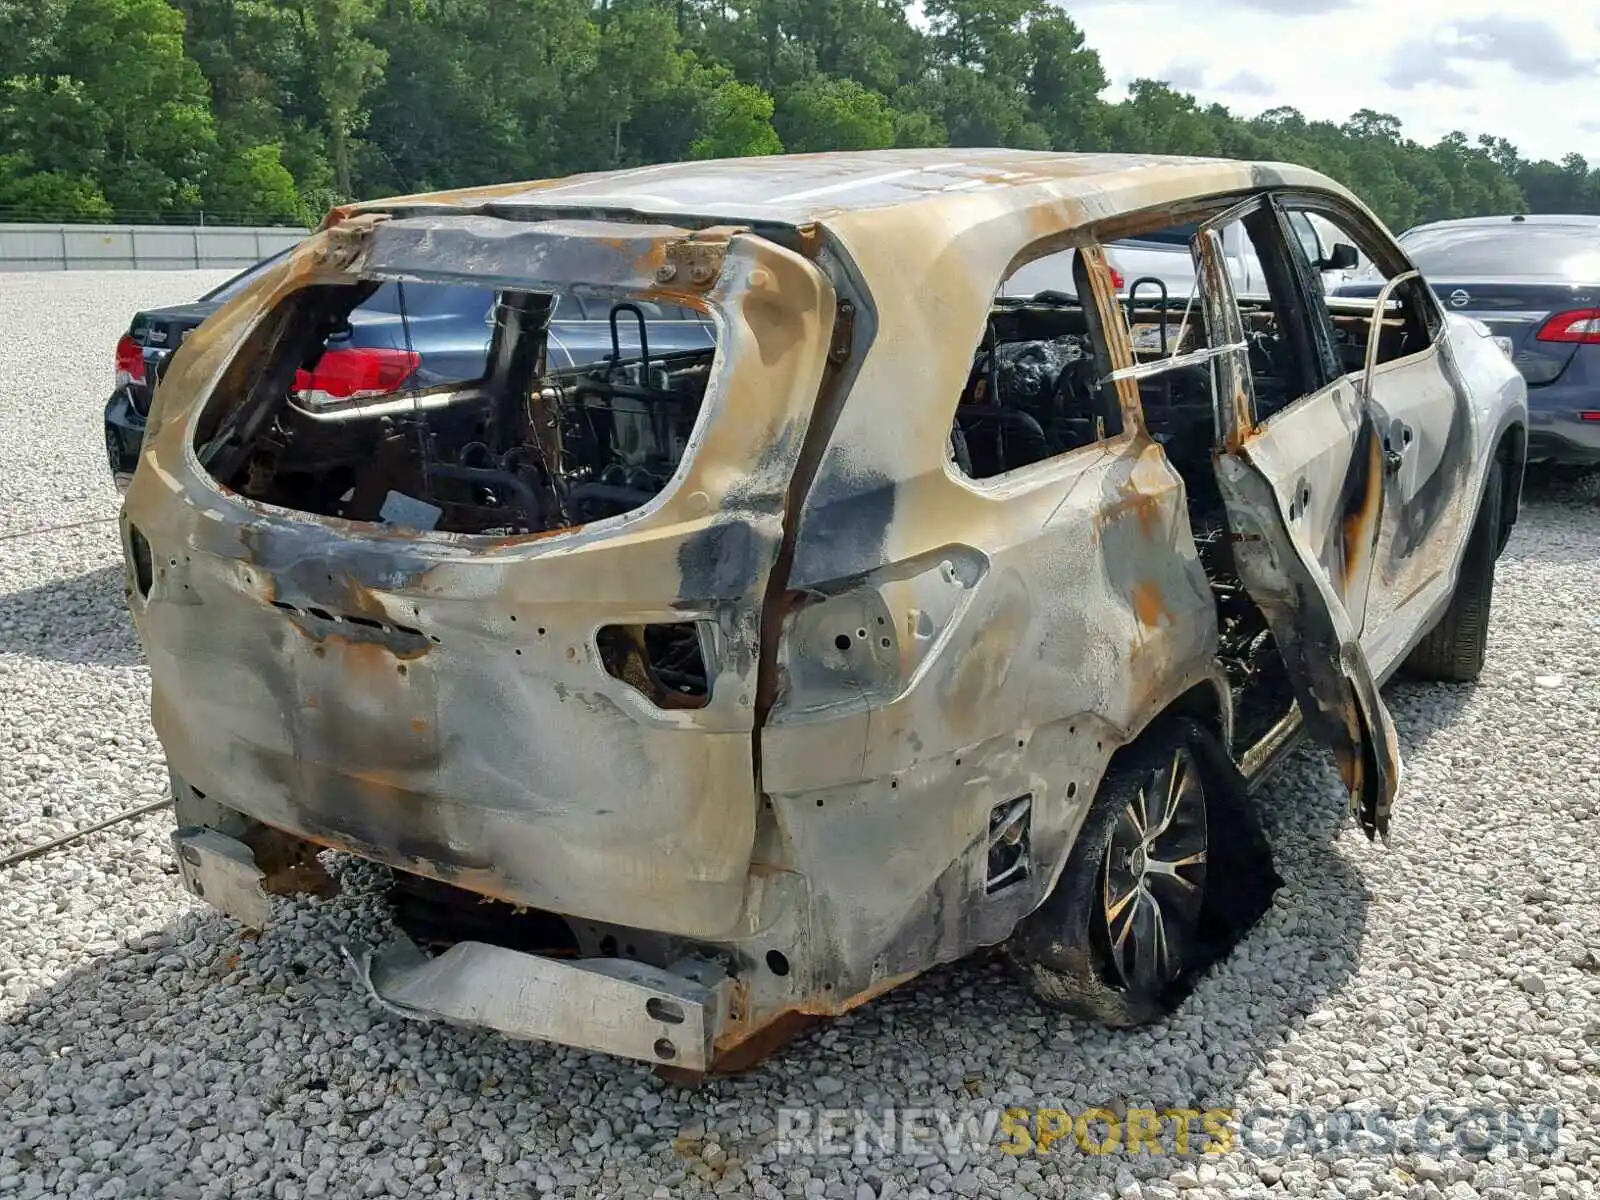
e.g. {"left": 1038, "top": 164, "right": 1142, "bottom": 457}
{"left": 348, "top": 937, "right": 733, "bottom": 1071}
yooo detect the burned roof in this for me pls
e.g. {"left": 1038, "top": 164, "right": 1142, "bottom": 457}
{"left": 349, "top": 149, "right": 1357, "bottom": 232}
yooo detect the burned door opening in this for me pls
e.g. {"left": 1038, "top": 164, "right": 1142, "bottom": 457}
{"left": 1187, "top": 199, "right": 1402, "bottom": 837}
{"left": 194, "top": 280, "right": 718, "bottom": 538}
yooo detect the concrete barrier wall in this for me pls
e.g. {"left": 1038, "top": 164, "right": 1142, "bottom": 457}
{"left": 0, "top": 224, "right": 309, "bottom": 272}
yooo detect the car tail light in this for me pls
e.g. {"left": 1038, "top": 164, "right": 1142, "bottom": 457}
{"left": 1580, "top": 411, "right": 1600, "bottom": 422}
{"left": 114, "top": 334, "right": 145, "bottom": 388}
{"left": 293, "top": 347, "right": 421, "bottom": 408}
{"left": 1535, "top": 308, "right": 1600, "bottom": 344}
{"left": 1109, "top": 266, "right": 1127, "bottom": 290}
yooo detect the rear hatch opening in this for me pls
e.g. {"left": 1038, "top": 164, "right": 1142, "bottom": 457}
{"left": 192, "top": 276, "right": 720, "bottom": 539}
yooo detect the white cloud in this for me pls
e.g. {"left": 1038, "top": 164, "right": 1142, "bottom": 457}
{"left": 1061, "top": 0, "right": 1600, "bottom": 165}
{"left": 1219, "top": 70, "right": 1276, "bottom": 96}
{"left": 1388, "top": 15, "right": 1599, "bottom": 89}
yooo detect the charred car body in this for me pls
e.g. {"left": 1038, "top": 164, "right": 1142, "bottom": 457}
{"left": 123, "top": 151, "right": 1527, "bottom": 1073}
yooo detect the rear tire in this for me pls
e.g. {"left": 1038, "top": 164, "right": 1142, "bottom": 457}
{"left": 1004, "top": 719, "right": 1278, "bottom": 1027}
{"left": 1404, "top": 463, "right": 1503, "bottom": 683}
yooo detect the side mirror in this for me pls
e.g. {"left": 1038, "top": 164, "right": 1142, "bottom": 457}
{"left": 1321, "top": 242, "right": 1360, "bottom": 272}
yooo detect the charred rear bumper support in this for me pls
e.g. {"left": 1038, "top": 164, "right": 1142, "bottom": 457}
{"left": 171, "top": 825, "right": 735, "bottom": 1071}
{"left": 349, "top": 939, "right": 734, "bottom": 1072}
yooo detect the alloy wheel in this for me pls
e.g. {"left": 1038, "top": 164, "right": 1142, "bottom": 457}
{"left": 1099, "top": 743, "right": 1209, "bottom": 994}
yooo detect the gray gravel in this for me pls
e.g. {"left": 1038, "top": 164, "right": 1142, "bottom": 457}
{"left": 1, "top": 270, "right": 1598, "bottom": 1200}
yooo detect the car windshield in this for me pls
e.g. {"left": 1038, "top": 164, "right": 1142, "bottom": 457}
{"left": 1399, "top": 224, "right": 1600, "bottom": 281}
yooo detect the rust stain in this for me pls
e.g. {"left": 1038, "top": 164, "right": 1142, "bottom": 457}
{"left": 1132, "top": 581, "right": 1168, "bottom": 629}
{"left": 798, "top": 967, "right": 921, "bottom": 1017}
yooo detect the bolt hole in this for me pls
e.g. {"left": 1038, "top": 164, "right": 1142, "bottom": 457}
{"left": 890, "top": 779, "right": 898, "bottom": 789}
{"left": 856, "top": 627, "right": 867, "bottom": 639}
{"left": 646, "top": 998, "right": 685, "bottom": 1025}
{"left": 822, "top": 982, "right": 832, "bottom": 992}
{"left": 955, "top": 757, "right": 962, "bottom": 766}
{"left": 1017, "top": 738, "right": 1025, "bottom": 748}
{"left": 599, "top": 935, "right": 618, "bottom": 956}
{"left": 397, "top": 664, "right": 407, "bottom": 676}
{"left": 766, "top": 950, "right": 790, "bottom": 977}
{"left": 876, "top": 616, "right": 885, "bottom": 625}
{"left": 537, "top": 626, "right": 547, "bottom": 636}
{"left": 509, "top": 614, "right": 517, "bottom": 622}
{"left": 880, "top": 638, "right": 890, "bottom": 648}
{"left": 815, "top": 798, "right": 824, "bottom": 807}
{"left": 515, "top": 648, "right": 522, "bottom": 656}
{"left": 653, "top": 1038, "right": 677, "bottom": 1060}
{"left": 1067, "top": 781, "right": 1078, "bottom": 798}
{"left": 834, "top": 634, "right": 851, "bottom": 651}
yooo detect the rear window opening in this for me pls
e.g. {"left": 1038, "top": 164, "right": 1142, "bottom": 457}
{"left": 192, "top": 278, "right": 719, "bottom": 537}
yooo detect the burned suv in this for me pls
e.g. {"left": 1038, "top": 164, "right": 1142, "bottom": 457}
{"left": 124, "top": 150, "right": 1527, "bottom": 1074}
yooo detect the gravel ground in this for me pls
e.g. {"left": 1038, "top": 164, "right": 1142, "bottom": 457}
{"left": 0, "top": 270, "right": 1597, "bottom": 1200}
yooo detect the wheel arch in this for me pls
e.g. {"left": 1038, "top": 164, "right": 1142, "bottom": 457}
{"left": 1493, "top": 421, "right": 1525, "bottom": 554}
{"left": 1113, "top": 671, "right": 1232, "bottom": 775}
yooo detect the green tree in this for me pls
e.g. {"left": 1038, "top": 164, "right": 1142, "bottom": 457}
{"left": 6, "top": 0, "right": 1600, "bottom": 229}
{"left": 777, "top": 76, "right": 895, "bottom": 152}
{"left": 295, "top": 0, "right": 385, "bottom": 198}
{"left": 691, "top": 72, "right": 782, "bottom": 158}
{"left": 203, "top": 137, "right": 304, "bottom": 221}
{"left": 0, "top": 151, "right": 112, "bottom": 218}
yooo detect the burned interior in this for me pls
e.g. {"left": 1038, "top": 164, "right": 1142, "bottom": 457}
{"left": 193, "top": 280, "right": 717, "bottom": 538}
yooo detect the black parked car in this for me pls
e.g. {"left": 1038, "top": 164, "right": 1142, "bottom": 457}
{"left": 1334, "top": 213, "right": 1600, "bottom": 468}
{"left": 105, "top": 251, "right": 717, "bottom": 489}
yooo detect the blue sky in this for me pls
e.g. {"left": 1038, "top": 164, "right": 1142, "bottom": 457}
{"left": 1063, "top": 0, "right": 1600, "bottom": 164}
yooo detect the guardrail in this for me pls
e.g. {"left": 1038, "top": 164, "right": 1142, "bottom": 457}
{"left": 0, "top": 223, "right": 310, "bottom": 271}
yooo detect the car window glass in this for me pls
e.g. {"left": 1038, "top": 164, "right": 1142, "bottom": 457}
{"left": 1289, "top": 212, "right": 1320, "bottom": 263}
{"left": 356, "top": 282, "right": 495, "bottom": 319}
{"left": 1398, "top": 225, "right": 1600, "bottom": 281}
{"left": 201, "top": 248, "right": 294, "bottom": 302}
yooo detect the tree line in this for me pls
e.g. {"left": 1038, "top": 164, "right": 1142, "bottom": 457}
{"left": 1, "top": 0, "right": 1597, "bottom": 232}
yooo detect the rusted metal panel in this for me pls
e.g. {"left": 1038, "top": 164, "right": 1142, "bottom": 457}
{"left": 126, "top": 215, "right": 838, "bottom": 939}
